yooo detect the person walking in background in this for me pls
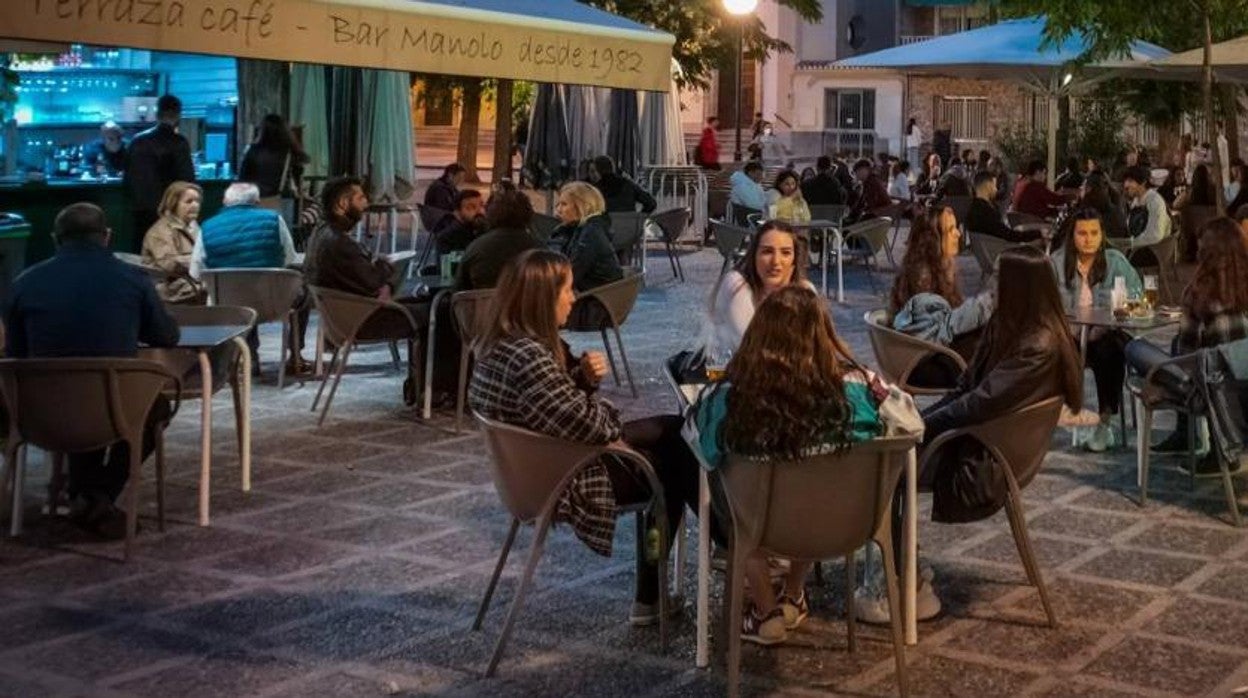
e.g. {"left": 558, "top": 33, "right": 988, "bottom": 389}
{"left": 239, "top": 113, "right": 308, "bottom": 206}
{"left": 905, "top": 118, "right": 922, "bottom": 168}
{"left": 696, "top": 116, "right": 721, "bottom": 171}
{"left": 124, "top": 94, "right": 195, "bottom": 253}
{"left": 588, "top": 156, "right": 657, "bottom": 214}
{"left": 424, "top": 163, "right": 466, "bottom": 213}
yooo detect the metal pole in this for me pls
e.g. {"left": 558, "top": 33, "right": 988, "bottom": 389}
{"left": 734, "top": 22, "right": 744, "bottom": 163}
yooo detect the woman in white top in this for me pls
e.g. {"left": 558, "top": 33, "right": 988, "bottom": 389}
{"left": 888, "top": 160, "right": 912, "bottom": 201}
{"left": 709, "top": 220, "right": 816, "bottom": 355}
{"left": 905, "top": 118, "right": 922, "bottom": 170}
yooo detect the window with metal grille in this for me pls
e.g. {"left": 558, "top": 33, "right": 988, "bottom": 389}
{"left": 936, "top": 96, "right": 989, "bottom": 142}
{"left": 1024, "top": 94, "right": 1050, "bottom": 135}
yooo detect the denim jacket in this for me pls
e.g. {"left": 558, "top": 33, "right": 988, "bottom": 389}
{"left": 892, "top": 291, "right": 994, "bottom": 347}
{"left": 1050, "top": 247, "right": 1142, "bottom": 309}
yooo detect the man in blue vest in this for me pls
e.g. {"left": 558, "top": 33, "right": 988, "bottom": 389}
{"left": 191, "top": 182, "right": 303, "bottom": 373}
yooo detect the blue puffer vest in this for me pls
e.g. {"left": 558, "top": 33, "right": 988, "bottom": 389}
{"left": 201, "top": 205, "right": 285, "bottom": 269}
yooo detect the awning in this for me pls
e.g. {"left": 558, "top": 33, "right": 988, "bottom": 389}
{"left": 1, "top": 0, "right": 675, "bottom": 91}
{"left": 1152, "top": 35, "right": 1248, "bottom": 82}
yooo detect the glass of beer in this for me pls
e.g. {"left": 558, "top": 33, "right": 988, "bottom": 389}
{"left": 705, "top": 346, "right": 731, "bottom": 382}
{"left": 1143, "top": 275, "right": 1159, "bottom": 308}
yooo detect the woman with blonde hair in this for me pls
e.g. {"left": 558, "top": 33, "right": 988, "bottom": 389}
{"left": 551, "top": 180, "right": 622, "bottom": 292}
{"left": 142, "top": 180, "right": 204, "bottom": 304}
{"left": 469, "top": 249, "right": 699, "bottom": 625}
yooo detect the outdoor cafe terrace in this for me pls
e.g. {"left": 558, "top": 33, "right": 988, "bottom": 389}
{"left": 1, "top": 230, "right": 1247, "bottom": 698}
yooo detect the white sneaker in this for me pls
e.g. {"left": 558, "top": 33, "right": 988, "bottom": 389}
{"left": 1085, "top": 423, "right": 1114, "bottom": 453}
{"left": 853, "top": 579, "right": 941, "bottom": 624}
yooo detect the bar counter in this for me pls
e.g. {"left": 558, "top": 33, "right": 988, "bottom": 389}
{"left": 0, "top": 176, "right": 231, "bottom": 263}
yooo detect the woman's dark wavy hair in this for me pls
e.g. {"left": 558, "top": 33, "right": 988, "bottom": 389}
{"left": 772, "top": 169, "right": 801, "bottom": 194}
{"left": 1060, "top": 207, "right": 1108, "bottom": 291}
{"left": 733, "top": 219, "right": 809, "bottom": 295}
{"left": 974, "top": 246, "right": 1084, "bottom": 410}
{"left": 1188, "top": 164, "right": 1218, "bottom": 206}
{"left": 1184, "top": 217, "right": 1248, "bottom": 321}
{"left": 888, "top": 205, "right": 961, "bottom": 315}
{"left": 485, "top": 189, "right": 534, "bottom": 230}
{"left": 720, "top": 286, "right": 860, "bottom": 460}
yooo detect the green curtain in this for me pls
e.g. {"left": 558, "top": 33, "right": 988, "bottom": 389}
{"left": 364, "top": 69, "right": 415, "bottom": 201}
{"left": 290, "top": 64, "right": 328, "bottom": 178}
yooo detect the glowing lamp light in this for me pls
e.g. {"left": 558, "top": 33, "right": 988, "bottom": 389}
{"left": 1062, "top": 72, "right": 1074, "bottom": 87}
{"left": 723, "top": 0, "right": 759, "bottom": 16}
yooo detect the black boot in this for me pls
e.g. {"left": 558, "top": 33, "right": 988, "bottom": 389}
{"left": 1151, "top": 414, "right": 1190, "bottom": 453}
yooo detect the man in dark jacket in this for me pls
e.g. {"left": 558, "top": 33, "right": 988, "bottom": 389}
{"left": 800, "top": 155, "right": 847, "bottom": 206}
{"left": 966, "top": 171, "right": 1041, "bottom": 243}
{"left": 456, "top": 189, "right": 542, "bottom": 291}
{"left": 589, "top": 156, "right": 657, "bottom": 213}
{"left": 432, "top": 189, "right": 487, "bottom": 254}
{"left": 847, "top": 158, "right": 892, "bottom": 223}
{"left": 4, "top": 203, "right": 179, "bottom": 537}
{"left": 124, "top": 94, "right": 195, "bottom": 253}
{"left": 424, "top": 163, "right": 465, "bottom": 213}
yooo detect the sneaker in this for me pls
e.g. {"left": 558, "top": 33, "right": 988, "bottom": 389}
{"left": 1084, "top": 423, "right": 1114, "bottom": 453}
{"left": 777, "top": 589, "right": 809, "bottom": 631}
{"left": 1179, "top": 453, "right": 1245, "bottom": 479}
{"left": 1150, "top": 432, "right": 1191, "bottom": 454}
{"left": 853, "top": 579, "right": 941, "bottom": 625}
{"left": 741, "top": 604, "right": 787, "bottom": 646}
{"left": 629, "top": 595, "right": 685, "bottom": 627}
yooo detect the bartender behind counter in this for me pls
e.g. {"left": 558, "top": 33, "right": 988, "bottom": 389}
{"left": 82, "top": 121, "right": 128, "bottom": 176}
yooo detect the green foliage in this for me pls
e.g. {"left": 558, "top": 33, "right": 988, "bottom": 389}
{"left": 1071, "top": 99, "right": 1126, "bottom": 167}
{"left": 994, "top": 124, "right": 1047, "bottom": 172}
{"left": 579, "top": 0, "right": 823, "bottom": 90}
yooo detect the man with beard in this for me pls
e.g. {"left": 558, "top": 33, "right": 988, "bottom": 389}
{"left": 431, "top": 189, "right": 487, "bottom": 255}
{"left": 305, "top": 177, "right": 427, "bottom": 401}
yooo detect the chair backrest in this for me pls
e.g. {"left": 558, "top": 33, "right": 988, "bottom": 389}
{"left": 0, "top": 358, "right": 175, "bottom": 453}
{"left": 608, "top": 211, "right": 647, "bottom": 254}
{"left": 648, "top": 207, "right": 690, "bottom": 243}
{"left": 710, "top": 219, "right": 750, "bottom": 266}
{"left": 579, "top": 271, "right": 644, "bottom": 327}
{"left": 719, "top": 437, "right": 916, "bottom": 560}
{"left": 956, "top": 396, "right": 1064, "bottom": 490}
{"left": 863, "top": 309, "right": 966, "bottom": 395}
{"left": 308, "top": 285, "right": 387, "bottom": 346}
{"left": 943, "top": 195, "right": 973, "bottom": 227}
{"left": 1129, "top": 233, "right": 1178, "bottom": 270}
{"left": 114, "top": 252, "right": 166, "bottom": 282}
{"left": 808, "top": 204, "right": 848, "bottom": 224}
{"left": 967, "top": 233, "right": 1014, "bottom": 276}
{"left": 200, "top": 268, "right": 304, "bottom": 324}
{"left": 451, "top": 289, "right": 495, "bottom": 347}
{"left": 530, "top": 213, "right": 561, "bottom": 243}
{"left": 166, "top": 304, "right": 258, "bottom": 330}
{"left": 745, "top": 212, "right": 765, "bottom": 231}
{"left": 844, "top": 217, "right": 891, "bottom": 255}
{"left": 475, "top": 411, "right": 607, "bottom": 523}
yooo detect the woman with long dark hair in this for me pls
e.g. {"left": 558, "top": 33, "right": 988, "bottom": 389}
{"left": 709, "top": 220, "right": 813, "bottom": 354}
{"left": 239, "top": 113, "right": 308, "bottom": 199}
{"left": 691, "top": 285, "right": 917, "bottom": 645}
{"left": 1133, "top": 217, "right": 1248, "bottom": 471}
{"left": 887, "top": 205, "right": 993, "bottom": 385}
{"left": 914, "top": 152, "right": 943, "bottom": 197}
{"left": 1051, "top": 208, "right": 1142, "bottom": 451}
{"left": 1174, "top": 163, "right": 1218, "bottom": 210}
{"left": 469, "top": 249, "right": 699, "bottom": 625}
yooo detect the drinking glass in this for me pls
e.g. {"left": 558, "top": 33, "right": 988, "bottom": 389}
{"left": 1143, "top": 275, "right": 1159, "bottom": 308}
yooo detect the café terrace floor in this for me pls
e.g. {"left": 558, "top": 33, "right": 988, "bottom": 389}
{"left": 3, "top": 235, "right": 1248, "bottom": 698}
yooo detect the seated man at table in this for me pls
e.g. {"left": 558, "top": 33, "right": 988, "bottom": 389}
{"left": 589, "top": 155, "right": 657, "bottom": 214}
{"left": 846, "top": 158, "right": 892, "bottom": 224}
{"left": 456, "top": 188, "right": 542, "bottom": 291}
{"left": 1123, "top": 165, "right": 1173, "bottom": 250}
{"left": 1011, "top": 160, "right": 1068, "bottom": 219}
{"left": 3, "top": 203, "right": 179, "bottom": 538}
{"left": 800, "top": 155, "right": 847, "bottom": 207}
{"left": 191, "top": 182, "right": 304, "bottom": 373}
{"left": 967, "top": 171, "right": 1042, "bottom": 243}
{"left": 424, "top": 162, "right": 465, "bottom": 213}
{"left": 729, "top": 161, "right": 767, "bottom": 225}
{"left": 307, "top": 177, "right": 448, "bottom": 398}
{"left": 431, "top": 189, "right": 486, "bottom": 256}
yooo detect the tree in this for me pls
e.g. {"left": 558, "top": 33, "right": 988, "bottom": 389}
{"left": 581, "top": 0, "right": 823, "bottom": 90}
{"left": 993, "top": 0, "right": 1248, "bottom": 208}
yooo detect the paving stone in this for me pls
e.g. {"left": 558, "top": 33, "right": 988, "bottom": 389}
{"left": 202, "top": 540, "right": 347, "bottom": 579}
{"left": 941, "top": 618, "right": 1106, "bottom": 664}
{"left": 255, "top": 606, "right": 428, "bottom": 662}
{"left": 5, "top": 623, "right": 213, "bottom": 682}
{"left": 1074, "top": 549, "right": 1208, "bottom": 588}
{"left": 0, "top": 603, "right": 112, "bottom": 653}
{"left": 67, "top": 569, "right": 240, "bottom": 617}
{"left": 311, "top": 513, "right": 451, "bottom": 548}
{"left": 160, "top": 588, "right": 337, "bottom": 638}
{"left": 1144, "top": 596, "right": 1248, "bottom": 648}
{"left": 864, "top": 652, "right": 1038, "bottom": 697}
{"left": 1195, "top": 563, "right": 1248, "bottom": 603}
{"left": 1028, "top": 507, "right": 1141, "bottom": 540}
{"left": 1006, "top": 577, "right": 1159, "bottom": 627}
{"left": 112, "top": 649, "right": 306, "bottom": 698}
{"left": 1083, "top": 636, "right": 1244, "bottom": 695}
{"left": 1122, "top": 520, "right": 1244, "bottom": 558}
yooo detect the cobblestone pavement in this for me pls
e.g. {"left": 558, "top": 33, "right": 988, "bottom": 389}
{"left": 3, "top": 233, "right": 1248, "bottom": 698}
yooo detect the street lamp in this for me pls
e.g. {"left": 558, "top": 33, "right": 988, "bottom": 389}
{"left": 723, "top": 0, "right": 758, "bottom": 162}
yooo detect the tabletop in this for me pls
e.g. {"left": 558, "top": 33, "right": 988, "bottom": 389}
{"left": 789, "top": 219, "right": 841, "bottom": 230}
{"left": 1066, "top": 306, "right": 1179, "bottom": 332}
{"left": 175, "top": 325, "right": 252, "bottom": 349}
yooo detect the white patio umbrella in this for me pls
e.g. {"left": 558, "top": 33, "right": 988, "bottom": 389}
{"left": 365, "top": 69, "right": 415, "bottom": 201}
{"left": 564, "top": 85, "right": 608, "bottom": 168}
{"left": 835, "top": 16, "right": 1171, "bottom": 183}
{"left": 639, "top": 63, "right": 688, "bottom": 167}
{"left": 1152, "top": 34, "right": 1248, "bottom": 81}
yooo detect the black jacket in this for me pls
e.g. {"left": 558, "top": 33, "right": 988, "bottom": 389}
{"left": 124, "top": 122, "right": 195, "bottom": 213}
{"left": 424, "top": 175, "right": 458, "bottom": 213}
{"left": 305, "top": 223, "right": 392, "bottom": 297}
{"left": 552, "top": 214, "right": 623, "bottom": 291}
{"left": 800, "top": 172, "right": 847, "bottom": 206}
{"left": 456, "top": 227, "right": 542, "bottom": 291}
{"left": 921, "top": 326, "right": 1068, "bottom": 522}
{"left": 595, "top": 174, "right": 657, "bottom": 214}
{"left": 239, "top": 144, "right": 304, "bottom": 198}
{"left": 433, "top": 212, "right": 485, "bottom": 255}
{"left": 965, "top": 197, "right": 1039, "bottom": 243}
{"left": 4, "top": 241, "right": 179, "bottom": 357}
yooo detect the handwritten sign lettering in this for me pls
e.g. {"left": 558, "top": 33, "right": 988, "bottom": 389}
{"left": 14, "top": 0, "right": 672, "bottom": 91}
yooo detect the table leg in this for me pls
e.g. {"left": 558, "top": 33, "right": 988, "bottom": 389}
{"left": 197, "top": 349, "right": 213, "bottom": 527}
{"left": 836, "top": 230, "right": 845, "bottom": 303}
{"left": 820, "top": 229, "right": 829, "bottom": 297}
{"left": 1073, "top": 325, "right": 1089, "bottom": 447}
{"left": 233, "top": 337, "right": 252, "bottom": 492}
{"left": 423, "top": 290, "right": 450, "bottom": 420}
{"left": 388, "top": 209, "right": 398, "bottom": 255}
{"left": 696, "top": 468, "right": 710, "bottom": 669}
{"left": 904, "top": 447, "right": 917, "bottom": 645}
